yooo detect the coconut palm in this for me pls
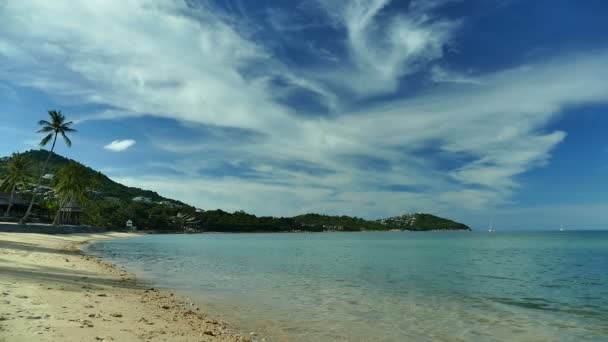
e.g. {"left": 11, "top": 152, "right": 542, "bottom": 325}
{"left": 52, "top": 163, "right": 89, "bottom": 226}
{"left": 21, "top": 110, "right": 76, "bottom": 223}
{"left": 1, "top": 153, "right": 30, "bottom": 217}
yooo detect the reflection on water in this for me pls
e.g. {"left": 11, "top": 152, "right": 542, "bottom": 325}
{"left": 87, "top": 231, "right": 608, "bottom": 341}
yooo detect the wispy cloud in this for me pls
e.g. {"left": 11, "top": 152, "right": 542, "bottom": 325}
{"left": 104, "top": 139, "right": 136, "bottom": 152}
{"left": 430, "top": 66, "right": 483, "bottom": 85}
{"left": 312, "top": 0, "right": 458, "bottom": 95}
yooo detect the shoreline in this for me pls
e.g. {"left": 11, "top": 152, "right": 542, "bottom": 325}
{"left": 0, "top": 232, "right": 255, "bottom": 342}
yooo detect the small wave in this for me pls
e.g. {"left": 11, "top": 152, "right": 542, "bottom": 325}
{"left": 474, "top": 274, "right": 520, "bottom": 281}
{"left": 490, "top": 297, "right": 602, "bottom": 317}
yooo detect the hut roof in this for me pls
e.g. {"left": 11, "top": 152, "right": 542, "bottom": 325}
{"left": 60, "top": 199, "right": 83, "bottom": 213}
{"left": 0, "top": 192, "right": 29, "bottom": 206}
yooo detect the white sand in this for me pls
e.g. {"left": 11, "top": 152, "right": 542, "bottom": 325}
{"left": 0, "top": 232, "right": 253, "bottom": 342}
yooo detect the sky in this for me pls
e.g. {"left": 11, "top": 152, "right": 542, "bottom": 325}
{"left": 1, "top": 0, "right": 607, "bottom": 230}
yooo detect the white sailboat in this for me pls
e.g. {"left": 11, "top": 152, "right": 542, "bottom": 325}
{"left": 559, "top": 224, "right": 565, "bottom": 232}
{"left": 488, "top": 220, "right": 495, "bottom": 232}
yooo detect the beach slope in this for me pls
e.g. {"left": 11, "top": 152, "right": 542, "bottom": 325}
{"left": 0, "top": 232, "right": 246, "bottom": 342}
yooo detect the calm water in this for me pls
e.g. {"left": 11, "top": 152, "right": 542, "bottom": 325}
{"left": 86, "top": 232, "right": 608, "bottom": 341}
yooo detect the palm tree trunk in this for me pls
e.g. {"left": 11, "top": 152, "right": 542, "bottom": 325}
{"left": 4, "top": 183, "right": 16, "bottom": 217}
{"left": 20, "top": 134, "right": 57, "bottom": 224}
{"left": 52, "top": 195, "right": 68, "bottom": 226}
{"left": 61, "top": 197, "right": 70, "bottom": 224}
{"left": 62, "top": 194, "right": 74, "bottom": 225}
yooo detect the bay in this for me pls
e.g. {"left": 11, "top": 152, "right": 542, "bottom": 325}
{"left": 86, "top": 231, "right": 608, "bottom": 341}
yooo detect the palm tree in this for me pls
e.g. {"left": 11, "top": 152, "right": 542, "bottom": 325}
{"left": 91, "top": 171, "right": 105, "bottom": 198}
{"left": 1, "top": 153, "right": 30, "bottom": 217}
{"left": 21, "top": 110, "right": 76, "bottom": 223}
{"left": 52, "top": 163, "right": 89, "bottom": 226}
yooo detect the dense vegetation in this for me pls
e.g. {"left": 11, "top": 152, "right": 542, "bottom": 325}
{"left": 0, "top": 150, "right": 184, "bottom": 205}
{"left": 1, "top": 150, "right": 471, "bottom": 232}
{"left": 378, "top": 213, "right": 471, "bottom": 231}
{"left": 293, "top": 213, "right": 386, "bottom": 231}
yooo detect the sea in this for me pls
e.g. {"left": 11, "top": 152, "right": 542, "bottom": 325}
{"left": 85, "top": 231, "right": 608, "bottom": 341}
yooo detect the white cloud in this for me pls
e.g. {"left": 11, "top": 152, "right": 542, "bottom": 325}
{"left": 1, "top": 1, "right": 608, "bottom": 218}
{"left": 312, "top": 0, "right": 458, "bottom": 95}
{"left": 430, "top": 66, "right": 482, "bottom": 85}
{"left": 104, "top": 139, "right": 136, "bottom": 152}
{"left": 141, "top": 52, "right": 608, "bottom": 214}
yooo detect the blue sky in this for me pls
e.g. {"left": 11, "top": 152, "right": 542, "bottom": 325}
{"left": 1, "top": 0, "right": 607, "bottom": 230}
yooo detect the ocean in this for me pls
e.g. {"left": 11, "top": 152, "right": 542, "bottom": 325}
{"left": 86, "top": 231, "right": 608, "bottom": 341}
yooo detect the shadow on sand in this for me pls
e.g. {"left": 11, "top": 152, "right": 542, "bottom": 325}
{"left": 0, "top": 262, "right": 139, "bottom": 291}
{"left": 0, "top": 240, "right": 81, "bottom": 256}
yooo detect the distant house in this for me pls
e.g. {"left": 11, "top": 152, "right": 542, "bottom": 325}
{"left": 132, "top": 196, "right": 154, "bottom": 204}
{"left": 158, "top": 200, "right": 176, "bottom": 208}
{"left": 126, "top": 219, "right": 135, "bottom": 230}
{"left": 34, "top": 185, "right": 54, "bottom": 193}
{"left": 42, "top": 173, "right": 54, "bottom": 181}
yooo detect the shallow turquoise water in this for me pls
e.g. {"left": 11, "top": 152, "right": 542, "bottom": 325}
{"left": 87, "top": 231, "right": 608, "bottom": 341}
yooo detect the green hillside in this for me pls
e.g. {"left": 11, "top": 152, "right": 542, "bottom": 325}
{"left": 378, "top": 213, "right": 471, "bottom": 231}
{"left": 0, "top": 150, "right": 184, "bottom": 205}
{"left": 292, "top": 213, "right": 386, "bottom": 231}
{"left": 1, "top": 151, "right": 471, "bottom": 232}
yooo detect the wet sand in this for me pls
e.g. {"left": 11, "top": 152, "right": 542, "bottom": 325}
{"left": 0, "top": 232, "right": 255, "bottom": 342}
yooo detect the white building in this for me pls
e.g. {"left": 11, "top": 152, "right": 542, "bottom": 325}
{"left": 42, "top": 173, "right": 54, "bottom": 180}
{"left": 132, "top": 196, "right": 154, "bottom": 204}
{"left": 126, "top": 219, "right": 136, "bottom": 230}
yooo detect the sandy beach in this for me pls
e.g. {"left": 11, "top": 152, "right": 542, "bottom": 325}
{"left": 0, "top": 232, "right": 252, "bottom": 342}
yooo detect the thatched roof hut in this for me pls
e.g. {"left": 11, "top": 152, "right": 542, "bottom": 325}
{"left": 58, "top": 199, "right": 83, "bottom": 225}
{"left": 0, "top": 192, "right": 48, "bottom": 221}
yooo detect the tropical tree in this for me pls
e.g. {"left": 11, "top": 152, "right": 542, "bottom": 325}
{"left": 21, "top": 110, "right": 76, "bottom": 223}
{"left": 91, "top": 171, "right": 105, "bottom": 197}
{"left": 0, "top": 153, "right": 30, "bottom": 217}
{"left": 52, "top": 163, "right": 89, "bottom": 226}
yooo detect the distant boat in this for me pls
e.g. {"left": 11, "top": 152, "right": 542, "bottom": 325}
{"left": 488, "top": 220, "right": 496, "bottom": 232}
{"left": 559, "top": 224, "right": 565, "bottom": 232}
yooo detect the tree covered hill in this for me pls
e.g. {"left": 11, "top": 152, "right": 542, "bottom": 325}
{"left": 378, "top": 213, "right": 471, "bottom": 231}
{"left": 1, "top": 151, "right": 471, "bottom": 232}
{"left": 0, "top": 150, "right": 184, "bottom": 205}
{"left": 293, "top": 213, "right": 386, "bottom": 231}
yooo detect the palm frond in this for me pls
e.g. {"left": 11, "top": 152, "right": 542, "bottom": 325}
{"left": 39, "top": 133, "right": 54, "bottom": 147}
{"left": 61, "top": 132, "right": 72, "bottom": 147}
{"left": 37, "top": 110, "right": 76, "bottom": 149}
{"left": 48, "top": 110, "right": 62, "bottom": 120}
{"left": 54, "top": 162, "right": 90, "bottom": 203}
{"left": 37, "top": 126, "right": 55, "bottom": 133}
{"left": 61, "top": 124, "right": 77, "bottom": 133}
{"left": 0, "top": 153, "right": 30, "bottom": 192}
{"left": 0, "top": 179, "right": 9, "bottom": 192}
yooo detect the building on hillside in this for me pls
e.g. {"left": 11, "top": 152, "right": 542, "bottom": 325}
{"left": 132, "top": 196, "right": 154, "bottom": 204}
{"left": 158, "top": 200, "right": 176, "bottom": 208}
{"left": 126, "top": 219, "right": 136, "bottom": 231}
{"left": 33, "top": 185, "right": 56, "bottom": 200}
{"left": 42, "top": 173, "right": 54, "bottom": 181}
{"left": 58, "top": 199, "right": 83, "bottom": 225}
